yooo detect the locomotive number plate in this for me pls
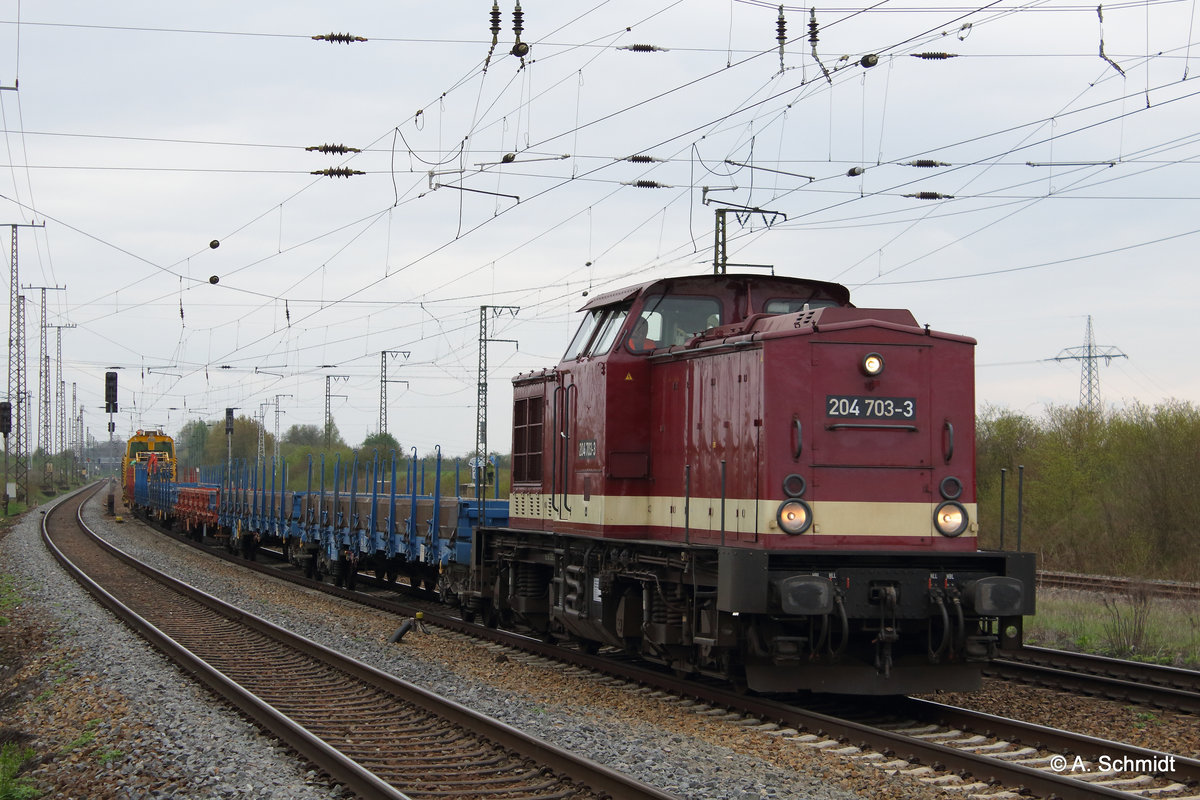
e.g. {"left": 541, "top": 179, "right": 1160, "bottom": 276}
{"left": 826, "top": 395, "right": 916, "bottom": 420}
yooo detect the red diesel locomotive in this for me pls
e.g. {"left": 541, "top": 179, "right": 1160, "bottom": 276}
{"left": 453, "top": 273, "right": 1033, "bottom": 694}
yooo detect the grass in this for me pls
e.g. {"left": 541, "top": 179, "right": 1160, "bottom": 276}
{"left": 1132, "top": 710, "right": 1163, "bottom": 730}
{"left": 1023, "top": 588, "right": 1200, "bottom": 666}
{"left": 0, "top": 575, "right": 22, "bottom": 626}
{"left": 61, "top": 730, "right": 95, "bottom": 754}
{"left": 94, "top": 748, "right": 122, "bottom": 767}
{"left": 0, "top": 743, "right": 39, "bottom": 800}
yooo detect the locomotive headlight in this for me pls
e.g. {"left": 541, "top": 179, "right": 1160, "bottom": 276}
{"left": 934, "top": 501, "right": 968, "bottom": 537}
{"left": 777, "top": 499, "right": 812, "bottom": 535}
{"left": 861, "top": 352, "right": 885, "bottom": 377}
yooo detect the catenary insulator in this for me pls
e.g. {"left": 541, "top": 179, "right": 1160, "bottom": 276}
{"left": 622, "top": 180, "right": 671, "bottom": 189}
{"left": 511, "top": 2, "right": 529, "bottom": 58}
{"left": 906, "top": 160, "right": 950, "bottom": 168}
{"left": 625, "top": 155, "right": 663, "bottom": 163}
{"left": 312, "top": 32, "right": 367, "bottom": 44}
{"left": 847, "top": 166, "right": 864, "bottom": 176}
{"left": 777, "top": 7, "right": 787, "bottom": 72}
{"left": 490, "top": 2, "right": 502, "bottom": 38}
{"left": 311, "top": 167, "right": 366, "bottom": 178}
{"left": 913, "top": 52, "right": 956, "bottom": 60}
{"left": 903, "top": 191, "right": 954, "bottom": 200}
{"left": 861, "top": 53, "right": 879, "bottom": 68}
{"left": 617, "top": 44, "right": 668, "bottom": 52}
{"left": 305, "top": 143, "right": 362, "bottom": 154}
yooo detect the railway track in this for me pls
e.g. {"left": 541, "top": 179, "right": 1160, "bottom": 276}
{"left": 105, "top": 490, "right": 1200, "bottom": 800}
{"left": 1039, "top": 570, "right": 1200, "bottom": 601}
{"left": 46, "top": 484, "right": 679, "bottom": 800}
{"left": 990, "top": 646, "right": 1200, "bottom": 715}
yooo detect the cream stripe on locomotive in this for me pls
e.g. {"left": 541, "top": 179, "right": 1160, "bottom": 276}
{"left": 510, "top": 492, "right": 978, "bottom": 539}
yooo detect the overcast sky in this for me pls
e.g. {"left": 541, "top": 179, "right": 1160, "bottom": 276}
{"left": 1, "top": 0, "right": 1197, "bottom": 456}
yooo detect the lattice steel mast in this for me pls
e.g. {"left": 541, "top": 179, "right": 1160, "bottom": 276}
{"left": 378, "top": 350, "right": 409, "bottom": 436}
{"left": 51, "top": 324, "right": 75, "bottom": 459}
{"left": 15, "top": 299, "right": 27, "bottom": 501}
{"left": 1052, "top": 315, "right": 1127, "bottom": 414}
{"left": 324, "top": 374, "right": 348, "bottom": 449}
{"left": 7, "top": 223, "right": 42, "bottom": 503}
{"left": 23, "top": 284, "right": 65, "bottom": 480}
{"left": 476, "top": 305, "right": 518, "bottom": 501}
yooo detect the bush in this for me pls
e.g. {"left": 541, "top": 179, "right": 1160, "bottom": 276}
{"left": 976, "top": 400, "right": 1200, "bottom": 580}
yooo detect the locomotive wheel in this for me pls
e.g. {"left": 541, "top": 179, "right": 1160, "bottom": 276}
{"left": 335, "top": 556, "right": 357, "bottom": 590}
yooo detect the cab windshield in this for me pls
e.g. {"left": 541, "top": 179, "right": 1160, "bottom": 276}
{"left": 562, "top": 305, "right": 631, "bottom": 360}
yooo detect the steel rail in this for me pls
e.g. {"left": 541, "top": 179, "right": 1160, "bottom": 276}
{"left": 50, "top": 486, "right": 680, "bottom": 800}
{"left": 1039, "top": 570, "right": 1200, "bottom": 601}
{"left": 991, "top": 646, "right": 1200, "bottom": 714}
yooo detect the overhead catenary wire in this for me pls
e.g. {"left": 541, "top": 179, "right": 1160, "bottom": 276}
{"left": 4, "top": 0, "right": 1195, "bottom": 438}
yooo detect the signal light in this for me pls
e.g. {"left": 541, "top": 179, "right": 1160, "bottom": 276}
{"left": 105, "top": 371, "right": 118, "bottom": 413}
{"left": 0, "top": 401, "right": 10, "bottom": 436}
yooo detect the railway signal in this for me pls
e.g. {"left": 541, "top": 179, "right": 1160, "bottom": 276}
{"left": 105, "top": 371, "right": 118, "bottom": 413}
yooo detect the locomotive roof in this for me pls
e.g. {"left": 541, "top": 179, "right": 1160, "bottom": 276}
{"left": 578, "top": 273, "right": 852, "bottom": 311}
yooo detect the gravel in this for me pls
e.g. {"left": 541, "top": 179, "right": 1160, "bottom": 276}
{"left": 1, "top": 483, "right": 980, "bottom": 800}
